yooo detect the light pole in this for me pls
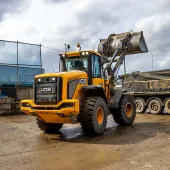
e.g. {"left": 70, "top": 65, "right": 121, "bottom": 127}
{"left": 151, "top": 53, "right": 153, "bottom": 71}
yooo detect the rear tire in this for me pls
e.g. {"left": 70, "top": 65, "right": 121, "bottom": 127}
{"left": 148, "top": 99, "right": 163, "bottom": 114}
{"left": 36, "top": 117, "right": 63, "bottom": 134}
{"left": 165, "top": 98, "right": 170, "bottom": 114}
{"left": 135, "top": 98, "right": 147, "bottom": 113}
{"left": 111, "top": 94, "right": 136, "bottom": 125}
{"left": 79, "top": 97, "right": 108, "bottom": 136}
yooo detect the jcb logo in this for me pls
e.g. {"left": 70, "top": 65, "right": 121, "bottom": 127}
{"left": 40, "top": 87, "right": 52, "bottom": 92}
{"left": 78, "top": 79, "right": 86, "bottom": 84}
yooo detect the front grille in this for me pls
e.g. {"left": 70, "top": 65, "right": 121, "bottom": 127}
{"left": 34, "top": 77, "right": 62, "bottom": 104}
{"left": 32, "top": 103, "right": 73, "bottom": 110}
{"left": 32, "top": 107, "right": 57, "bottom": 110}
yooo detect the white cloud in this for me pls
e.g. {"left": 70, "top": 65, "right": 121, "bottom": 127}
{"left": 0, "top": 0, "right": 169, "bottom": 73}
{"left": 160, "top": 57, "right": 170, "bottom": 69}
{"left": 135, "top": 14, "right": 170, "bottom": 51}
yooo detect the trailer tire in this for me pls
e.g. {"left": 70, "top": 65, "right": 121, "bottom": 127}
{"left": 148, "top": 99, "right": 163, "bottom": 114}
{"left": 165, "top": 98, "right": 170, "bottom": 114}
{"left": 135, "top": 98, "right": 147, "bottom": 114}
{"left": 36, "top": 117, "right": 63, "bottom": 134}
{"left": 111, "top": 94, "right": 136, "bottom": 125}
{"left": 79, "top": 97, "right": 108, "bottom": 136}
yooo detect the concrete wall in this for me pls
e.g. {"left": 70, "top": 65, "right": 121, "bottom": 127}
{"left": 17, "top": 87, "right": 33, "bottom": 100}
{"left": 0, "top": 87, "right": 33, "bottom": 100}
{"left": 0, "top": 87, "right": 33, "bottom": 115}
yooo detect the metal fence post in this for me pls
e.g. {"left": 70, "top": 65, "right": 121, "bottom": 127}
{"left": 40, "top": 44, "right": 43, "bottom": 73}
{"left": 16, "top": 41, "right": 18, "bottom": 101}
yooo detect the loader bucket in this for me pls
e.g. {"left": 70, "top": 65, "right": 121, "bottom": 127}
{"left": 98, "top": 31, "right": 148, "bottom": 57}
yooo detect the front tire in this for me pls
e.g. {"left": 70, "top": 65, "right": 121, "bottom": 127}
{"left": 79, "top": 97, "right": 108, "bottom": 136}
{"left": 111, "top": 94, "right": 136, "bottom": 125}
{"left": 36, "top": 117, "right": 63, "bottom": 134}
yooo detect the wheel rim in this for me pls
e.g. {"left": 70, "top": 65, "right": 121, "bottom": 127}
{"left": 151, "top": 102, "right": 158, "bottom": 111}
{"left": 165, "top": 99, "right": 170, "bottom": 114}
{"left": 125, "top": 103, "right": 133, "bottom": 117}
{"left": 96, "top": 107, "right": 104, "bottom": 125}
{"left": 136, "top": 102, "right": 142, "bottom": 111}
{"left": 168, "top": 102, "right": 170, "bottom": 109}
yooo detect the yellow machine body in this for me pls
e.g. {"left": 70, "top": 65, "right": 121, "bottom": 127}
{"left": 20, "top": 51, "right": 109, "bottom": 124}
{"left": 20, "top": 30, "right": 148, "bottom": 136}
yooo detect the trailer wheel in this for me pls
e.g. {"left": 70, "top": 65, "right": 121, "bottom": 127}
{"left": 165, "top": 98, "right": 170, "bottom": 114}
{"left": 79, "top": 97, "right": 108, "bottom": 136}
{"left": 148, "top": 99, "right": 163, "bottom": 114}
{"left": 36, "top": 117, "right": 63, "bottom": 134}
{"left": 135, "top": 98, "right": 147, "bottom": 114}
{"left": 111, "top": 94, "right": 136, "bottom": 125}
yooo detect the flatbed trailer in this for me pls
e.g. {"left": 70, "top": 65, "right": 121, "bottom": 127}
{"left": 122, "top": 71, "right": 170, "bottom": 114}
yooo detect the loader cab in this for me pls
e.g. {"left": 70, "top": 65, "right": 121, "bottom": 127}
{"left": 59, "top": 51, "right": 104, "bottom": 86}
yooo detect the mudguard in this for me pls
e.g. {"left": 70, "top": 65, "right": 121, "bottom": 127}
{"left": 82, "top": 85, "right": 108, "bottom": 102}
{"left": 109, "top": 89, "right": 127, "bottom": 108}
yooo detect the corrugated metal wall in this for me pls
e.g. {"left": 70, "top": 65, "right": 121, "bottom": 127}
{"left": 0, "top": 65, "right": 44, "bottom": 84}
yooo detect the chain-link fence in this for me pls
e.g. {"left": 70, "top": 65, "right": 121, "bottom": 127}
{"left": 0, "top": 40, "right": 43, "bottom": 85}
{"left": 0, "top": 39, "right": 63, "bottom": 111}
{"left": 41, "top": 45, "right": 61, "bottom": 73}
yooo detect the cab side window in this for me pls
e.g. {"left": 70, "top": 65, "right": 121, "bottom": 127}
{"left": 92, "top": 55, "right": 101, "bottom": 78}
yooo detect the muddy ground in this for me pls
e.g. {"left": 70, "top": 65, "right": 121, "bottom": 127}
{"left": 1, "top": 113, "right": 170, "bottom": 170}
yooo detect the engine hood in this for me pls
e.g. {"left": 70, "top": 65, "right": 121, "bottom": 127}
{"left": 35, "top": 70, "right": 88, "bottom": 79}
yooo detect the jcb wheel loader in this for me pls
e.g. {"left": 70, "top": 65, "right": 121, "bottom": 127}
{"left": 20, "top": 31, "right": 148, "bottom": 136}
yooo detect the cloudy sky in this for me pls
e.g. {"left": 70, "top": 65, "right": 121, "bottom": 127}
{"left": 0, "top": 0, "right": 169, "bottom": 74}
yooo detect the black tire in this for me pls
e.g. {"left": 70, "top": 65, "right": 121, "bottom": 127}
{"left": 135, "top": 98, "right": 147, "bottom": 114}
{"left": 148, "top": 99, "right": 163, "bottom": 114}
{"left": 165, "top": 98, "right": 170, "bottom": 114}
{"left": 79, "top": 97, "right": 108, "bottom": 136}
{"left": 36, "top": 117, "right": 63, "bottom": 134}
{"left": 159, "top": 107, "right": 164, "bottom": 114}
{"left": 111, "top": 94, "right": 136, "bottom": 125}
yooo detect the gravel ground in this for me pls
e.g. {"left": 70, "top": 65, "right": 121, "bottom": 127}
{"left": 1, "top": 113, "right": 170, "bottom": 170}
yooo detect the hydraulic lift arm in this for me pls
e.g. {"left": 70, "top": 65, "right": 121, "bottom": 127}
{"left": 98, "top": 31, "right": 148, "bottom": 83}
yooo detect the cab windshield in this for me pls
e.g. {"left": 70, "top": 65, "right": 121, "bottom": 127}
{"left": 65, "top": 57, "right": 88, "bottom": 72}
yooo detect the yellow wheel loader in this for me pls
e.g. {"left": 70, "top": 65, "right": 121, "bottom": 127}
{"left": 20, "top": 31, "right": 148, "bottom": 136}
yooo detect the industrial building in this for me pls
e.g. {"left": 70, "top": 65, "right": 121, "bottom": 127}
{"left": 0, "top": 65, "right": 44, "bottom": 115}
{"left": 0, "top": 40, "right": 44, "bottom": 115}
{"left": 0, "top": 64, "right": 44, "bottom": 85}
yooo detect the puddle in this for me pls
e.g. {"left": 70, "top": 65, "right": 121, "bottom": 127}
{"left": 41, "top": 115, "right": 118, "bottom": 141}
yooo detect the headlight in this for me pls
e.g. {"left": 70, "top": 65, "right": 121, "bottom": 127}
{"left": 22, "top": 102, "right": 31, "bottom": 108}
{"left": 38, "top": 78, "right": 41, "bottom": 82}
{"left": 81, "top": 52, "right": 85, "bottom": 55}
{"left": 81, "top": 51, "right": 89, "bottom": 56}
{"left": 60, "top": 54, "right": 67, "bottom": 58}
{"left": 52, "top": 77, "right": 56, "bottom": 81}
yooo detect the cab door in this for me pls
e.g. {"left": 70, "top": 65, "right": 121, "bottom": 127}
{"left": 92, "top": 55, "right": 105, "bottom": 88}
